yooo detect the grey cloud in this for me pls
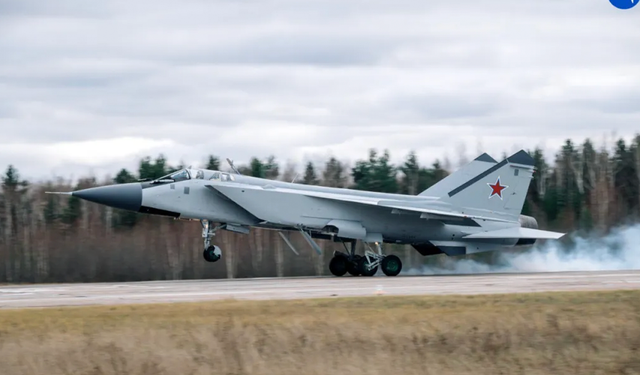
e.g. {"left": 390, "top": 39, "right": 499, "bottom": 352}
{"left": 0, "top": 0, "right": 116, "bottom": 18}
{"left": 376, "top": 93, "right": 505, "bottom": 122}
{"left": 1, "top": 0, "right": 640, "bottom": 180}
{"left": 567, "top": 88, "right": 640, "bottom": 115}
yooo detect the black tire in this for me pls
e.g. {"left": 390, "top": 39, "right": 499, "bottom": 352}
{"left": 347, "top": 258, "right": 360, "bottom": 276}
{"left": 381, "top": 255, "right": 402, "bottom": 276}
{"left": 203, "top": 246, "right": 221, "bottom": 262}
{"left": 329, "top": 256, "right": 348, "bottom": 276}
{"left": 357, "top": 256, "right": 378, "bottom": 277}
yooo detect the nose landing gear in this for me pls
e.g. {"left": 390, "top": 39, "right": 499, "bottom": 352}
{"left": 201, "top": 220, "right": 223, "bottom": 263}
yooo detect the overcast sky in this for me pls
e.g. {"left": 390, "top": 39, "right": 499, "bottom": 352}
{"left": 1, "top": 0, "right": 639, "bottom": 181}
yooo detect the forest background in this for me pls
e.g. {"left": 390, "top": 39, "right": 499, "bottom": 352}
{"left": 1, "top": 135, "right": 639, "bottom": 283}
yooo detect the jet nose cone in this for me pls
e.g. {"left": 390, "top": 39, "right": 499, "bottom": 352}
{"left": 73, "top": 183, "right": 142, "bottom": 212}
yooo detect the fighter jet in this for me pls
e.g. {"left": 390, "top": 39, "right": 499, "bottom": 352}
{"left": 47, "top": 150, "right": 564, "bottom": 277}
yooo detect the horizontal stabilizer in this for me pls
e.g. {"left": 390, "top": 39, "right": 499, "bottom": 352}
{"left": 463, "top": 227, "right": 564, "bottom": 239}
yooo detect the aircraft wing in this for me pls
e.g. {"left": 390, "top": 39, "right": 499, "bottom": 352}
{"left": 205, "top": 183, "right": 513, "bottom": 224}
{"left": 462, "top": 227, "right": 564, "bottom": 239}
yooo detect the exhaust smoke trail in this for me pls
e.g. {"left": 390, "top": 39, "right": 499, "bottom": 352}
{"left": 406, "top": 224, "right": 640, "bottom": 275}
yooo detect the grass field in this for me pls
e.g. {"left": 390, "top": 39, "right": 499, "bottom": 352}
{"left": 1, "top": 291, "right": 640, "bottom": 375}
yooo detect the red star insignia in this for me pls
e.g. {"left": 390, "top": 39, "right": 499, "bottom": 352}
{"left": 487, "top": 177, "right": 508, "bottom": 199}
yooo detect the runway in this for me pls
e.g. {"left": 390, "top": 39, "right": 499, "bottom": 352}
{"left": 1, "top": 270, "right": 640, "bottom": 309}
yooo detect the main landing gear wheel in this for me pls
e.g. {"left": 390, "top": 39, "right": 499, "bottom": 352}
{"left": 347, "top": 255, "right": 361, "bottom": 276}
{"left": 329, "top": 255, "right": 348, "bottom": 276}
{"left": 203, "top": 245, "right": 221, "bottom": 262}
{"left": 329, "top": 240, "right": 401, "bottom": 277}
{"left": 330, "top": 241, "right": 361, "bottom": 277}
{"left": 357, "top": 256, "right": 378, "bottom": 277}
{"left": 381, "top": 255, "right": 402, "bottom": 277}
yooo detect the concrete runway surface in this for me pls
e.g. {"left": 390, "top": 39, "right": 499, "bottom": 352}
{"left": 1, "top": 270, "right": 640, "bottom": 309}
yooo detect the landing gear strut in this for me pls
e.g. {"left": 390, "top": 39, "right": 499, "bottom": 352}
{"left": 201, "top": 220, "right": 223, "bottom": 263}
{"left": 329, "top": 240, "right": 402, "bottom": 277}
{"left": 358, "top": 242, "right": 382, "bottom": 277}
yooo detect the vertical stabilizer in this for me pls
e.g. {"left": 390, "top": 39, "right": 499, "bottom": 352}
{"left": 419, "top": 153, "right": 497, "bottom": 197}
{"left": 432, "top": 150, "right": 535, "bottom": 219}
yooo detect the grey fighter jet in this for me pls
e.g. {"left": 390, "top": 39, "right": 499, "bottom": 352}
{"left": 48, "top": 150, "right": 564, "bottom": 277}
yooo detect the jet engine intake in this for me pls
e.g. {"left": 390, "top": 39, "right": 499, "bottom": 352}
{"left": 323, "top": 219, "right": 367, "bottom": 240}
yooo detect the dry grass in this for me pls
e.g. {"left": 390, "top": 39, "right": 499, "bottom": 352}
{"left": 1, "top": 291, "right": 640, "bottom": 375}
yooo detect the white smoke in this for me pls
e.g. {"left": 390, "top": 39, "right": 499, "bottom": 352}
{"left": 406, "top": 224, "right": 640, "bottom": 275}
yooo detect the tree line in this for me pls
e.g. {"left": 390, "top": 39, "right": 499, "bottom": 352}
{"left": 1, "top": 136, "right": 639, "bottom": 283}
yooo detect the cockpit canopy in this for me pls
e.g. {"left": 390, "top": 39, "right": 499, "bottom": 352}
{"left": 154, "top": 169, "right": 198, "bottom": 182}
{"left": 169, "top": 169, "right": 190, "bottom": 182}
{"left": 209, "top": 171, "right": 235, "bottom": 181}
{"left": 154, "top": 168, "right": 234, "bottom": 183}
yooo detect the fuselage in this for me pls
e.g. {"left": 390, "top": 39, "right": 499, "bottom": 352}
{"left": 57, "top": 150, "right": 561, "bottom": 277}
{"left": 133, "top": 168, "right": 527, "bottom": 249}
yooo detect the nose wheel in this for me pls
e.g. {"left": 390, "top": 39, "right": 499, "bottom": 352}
{"left": 203, "top": 245, "right": 221, "bottom": 262}
{"left": 201, "top": 220, "right": 223, "bottom": 263}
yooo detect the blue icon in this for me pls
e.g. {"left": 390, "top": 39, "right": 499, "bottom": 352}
{"left": 610, "top": 0, "right": 638, "bottom": 9}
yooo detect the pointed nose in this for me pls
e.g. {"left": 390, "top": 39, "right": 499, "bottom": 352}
{"left": 73, "top": 183, "right": 142, "bottom": 212}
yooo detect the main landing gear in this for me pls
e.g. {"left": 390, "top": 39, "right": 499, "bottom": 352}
{"left": 329, "top": 241, "right": 402, "bottom": 277}
{"left": 201, "top": 220, "right": 223, "bottom": 262}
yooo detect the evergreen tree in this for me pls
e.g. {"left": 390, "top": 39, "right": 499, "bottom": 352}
{"left": 61, "top": 194, "right": 81, "bottom": 225}
{"left": 554, "top": 140, "right": 583, "bottom": 227}
{"left": 528, "top": 148, "right": 548, "bottom": 204}
{"left": 634, "top": 134, "right": 640, "bottom": 217}
{"left": 580, "top": 139, "right": 598, "bottom": 229}
{"left": 248, "top": 157, "right": 265, "bottom": 178}
{"left": 206, "top": 155, "right": 220, "bottom": 171}
{"left": 264, "top": 156, "right": 279, "bottom": 180}
{"left": 43, "top": 194, "right": 58, "bottom": 224}
{"left": 581, "top": 139, "right": 597, "bottom": 200}
{"left": 430, "top": 160, "right": 448, "bottom": 185}
{"left": 2, "top": 165, "right": 28, "bottom": 192}
{"left": 302, "top": 162, "right": 319, "bottom": 185}
{"left": 400, "top": 151, "right": 420, "bottom": 195}
{"left": 352, "top": 149, "right": 397, "bottom": 193}
{"left": 613, "top": 139, "right": 639, "bottom": 220}
{"left": 1, "top": 165, "right": 28, "bottom": 233}
{"left": 138, "top": 155, "right": 176, "bottom": 180}
{"left": 114, "top": 169, "right": 136, "bottom": 184}
{"left": 111, "top": 168, "right": 139, "bottom": 228}
{"left": 322, "top": 157, "right": 347, "bottom": 188}
{"left": 1, "top": 166, "right": 29, "bottom": 282}
{"left": 398, "top": 152, "right": 446, "bottom": 195}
